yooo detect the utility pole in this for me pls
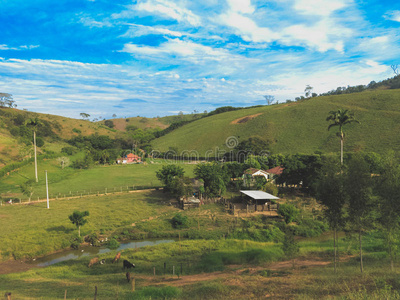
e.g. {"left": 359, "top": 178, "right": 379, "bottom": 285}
{"left": 34, "top": 131, "right": 38, "bottom": 182}
{"left": 46, "top": 170, "right": 49, "bottom": 209}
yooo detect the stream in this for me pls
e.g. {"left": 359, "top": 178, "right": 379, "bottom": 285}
{"left": 32, "top": 239, "right": 175, "bottom": 267}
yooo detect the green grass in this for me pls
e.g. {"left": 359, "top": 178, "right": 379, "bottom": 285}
{"left": 1, "top": 235, "right": 400, "bottom": 299}
{"left": 0, "top": 190, "right": 175, "bottom": 260}
{"left": 0, "top": 159, "right": 196, "bottom": 199}
{"left": 152, "top": 89, "right": 400, "bottom": 156}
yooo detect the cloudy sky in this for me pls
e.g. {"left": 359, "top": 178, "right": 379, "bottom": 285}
{"left": 0, "top": 0, "right": 399, "bottom": 119}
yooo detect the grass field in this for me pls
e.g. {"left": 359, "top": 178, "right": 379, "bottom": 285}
{"left": 152, "top": 89, "right": 400, "bottom": 156}
{"left": 0, "top": 190, "right": 178, "bottom": 260}
{"left": 0, "top": 159, "right": 196, "bottom": 200}
{"left": 1, "top": 233, "right": 399, "bottom": 299}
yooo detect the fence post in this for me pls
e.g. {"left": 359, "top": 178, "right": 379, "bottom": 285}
{"left": 131, "top": 278, "right": 135, "bottom": 292}
{"left": 153, "top": 267, "right": 156, "bottom": 276}
{"left": 94, "top": 286, "right": 97, "bottom": 300}
{"left": 64, "top": 290, "right": 67, "bottom": 300}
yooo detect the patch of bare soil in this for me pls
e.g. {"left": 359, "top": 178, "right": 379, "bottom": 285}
{"left": 139, "top": 258, "right": 332, "bottom": 288}
{"left": 0, "top": 260, "right": 41, "bottom": 275}
{"left": 230, "top": 113, "right": 263, "bottom": 124}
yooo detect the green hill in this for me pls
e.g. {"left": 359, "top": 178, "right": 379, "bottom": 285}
{"left": 151, "top": 89, "right": 400, "bottom": 156}
{"left": 0, "top": 108, "right": 124, "bottom": 167}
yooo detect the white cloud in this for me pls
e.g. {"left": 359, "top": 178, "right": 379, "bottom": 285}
{"left": 384, "top": 10, "right": 400, "bottom": 22}
{"left": 78, "top": 15, "right": 112, "bottom": 28}
{"left": 121, "top": 39, "right": 241, "bottom": 63}
{"left": 281, "top": 19, "right": 350, "bottom": 52}
{"left": 136, "top": 0, "right": 201, "bottom": 26}
{"left": 227, "top": 0, "right": 255, "bottom": 14}
{"left": 219, "top": 12, "right": 277, "bottom": 43}
{"left": 0, "top": 44, "right": 39, "bottom": 51}
{"left": 293, "top": 0, "right": 348, "bottom": 16}
{"left": 121, "top": 24, "right": 184, "bottom": 38}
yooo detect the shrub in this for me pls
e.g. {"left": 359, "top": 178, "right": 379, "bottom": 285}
{"left": 70, "top": 234, "right": 83, "bottom": 249}
{"left": 72, "top": 128, "right": 81, "bottom": 134}
{"left": 171, "top": 213, "right": 189, "bottom": 229}
{"left": 61, "top": 146, "right": 77, "bottom": 156}
{"left": 85, "top": 233, "right": 100, "bottom": 247}
{"left": 277, "top": 203, "right": 299, "bottom": 224}
{"left": 107, "top": 238, "right": 120, "bottom": 249}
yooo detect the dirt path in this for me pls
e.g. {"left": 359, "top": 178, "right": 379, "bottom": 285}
{"left": 138, "top": 258, "right": 332, "bottom": 288}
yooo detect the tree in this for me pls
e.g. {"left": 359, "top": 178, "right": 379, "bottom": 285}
{"left": 376, "top": 152, "right": 400, "bottom": 271}
{"left": 345, "top": 155, "right": 375, "bottom": 273}
{"left": 326, "top": 109, "right": 360, "bottom": 165}
{"left": 264, "top": 95, "right": 275, "bottom": 105}
{"left": 156, "top": 165, "right": 185, "bottom": 192}
{"left": 25, "top": 117, "right": 43, "bottom": 182}
{"left": 391, "top": 64, "right": 399, "bottom": 76}
{"left": 315, "top": 158, "right": 346, "bottom": 273}
{"left": 68, "top": 210, "right": 89, "bottom": 237}
{"left": 194, "top": 163, "right": 229, "bottom": 198}
{"left": 277, "top": 203, "right": 299, "bottom": 224}
{"left": 104, "top": 120, "right": 115, "bottom": 128}
{"left": 56, "top": 156, "right": 71, "bottom": 169}
{"left": 20, "top": 179, "right": 35, "bottom": 202}
{"left": 304, "top": 85, "right": 313, "bottom": 98}
{"left": 0, "top": 93, "right": 15, "bottom": 108}
{"left": 282, "top": 228, "right": 300, "bottom": 268}
{"left": 80, "top": 113, "right": 90, "bottom": 120}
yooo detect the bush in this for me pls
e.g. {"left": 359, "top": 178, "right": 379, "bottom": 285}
{"left": 171, "top": 213, "right": 189, "bottom": 229}
{"left": 277, "top": 203, "right": 299, "bottom": 224}
{"left": 85, "top": 233, "right": 100, "bottom": 247}
{"left": 107, "top": 238, "right": 120, "bottom": 249}
{"left": 61, "top": 146, "right": 77, "bottom": 156}
{"left": 70, "top": 234, "right": 83, "bottom": 249}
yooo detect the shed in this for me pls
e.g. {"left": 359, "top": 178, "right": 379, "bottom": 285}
{"left": 240, "top": 190, "right": 280, "bottom": 212}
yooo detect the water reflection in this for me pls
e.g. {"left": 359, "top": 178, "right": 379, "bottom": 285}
{"left": 34, "top": 239, "right": 175, "bottom": 267}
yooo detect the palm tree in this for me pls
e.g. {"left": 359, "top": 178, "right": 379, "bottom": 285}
{"left": 26, "top": 117, "right": 41, "bottom": 182}
{"left": 326, "top": 109, "right": 360, "bottom": 164}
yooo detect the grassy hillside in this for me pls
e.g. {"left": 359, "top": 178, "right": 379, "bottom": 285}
{"left": 151, "top": 89, "right": 400, "bottom": 156}
{"left": 0, "top": 108, "right": 121, "bottom": 166}
{"left": 106, "top": 113, "right": 206, "bottom": 132}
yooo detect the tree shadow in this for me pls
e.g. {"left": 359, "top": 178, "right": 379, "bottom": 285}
{"left": 46, "top": 225, "right": 74, "bottom": 233}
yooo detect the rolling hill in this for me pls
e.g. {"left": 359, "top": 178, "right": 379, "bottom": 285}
{"left": 0, "top": 108, "right": 121, "bottom": 166}
{"left": 151, "top": 89, "right": 400, "bottom": 156}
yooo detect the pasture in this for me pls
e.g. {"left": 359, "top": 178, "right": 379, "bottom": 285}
{"left": 1, "top": 235, "right": 399, "bottom": 299}
{"left": 0, "top": 159, "right": 196, "bottom": 200}
{"left": 152, "top": 89, "right": 400, "bottom": 156}
{"left": 0, "top": 190, "right": 178, "bottom": 260}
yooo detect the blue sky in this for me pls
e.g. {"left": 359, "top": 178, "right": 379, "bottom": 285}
{"left": 0, "top": 0, "right": 399, "bottom": 119}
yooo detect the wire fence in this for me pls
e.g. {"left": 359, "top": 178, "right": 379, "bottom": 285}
{"left": 0, "top": 184, "right": 164, "bottom": 206}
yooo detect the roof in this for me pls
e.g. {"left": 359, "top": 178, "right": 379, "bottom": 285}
{"left": 127, "top": 153, "right": 140, "bottom": 158}
{"left": 240, "top": 190, "right": 280, "bottom": 200}
{"left": 265, "top": 166, "right": 284, "bottom": 175}
{"left": 244, "top": 168, "right": 269, "bottom": 176}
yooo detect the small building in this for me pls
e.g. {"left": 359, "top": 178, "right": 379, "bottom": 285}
{"left": 240, "top": 190, "right": 280, "bottom": 212}
{"left": 243, "top": 168, "right": 271, "bottom": 181}
{"left": 265, "top": 166, "right": 284, "bottom": 183}
{"left": 117, "top": 153, "right": 142, "bottom": 164}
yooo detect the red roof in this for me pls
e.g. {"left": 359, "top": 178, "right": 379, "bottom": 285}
{"left": 266, "top": 166, "right": 284, "bottom": 175}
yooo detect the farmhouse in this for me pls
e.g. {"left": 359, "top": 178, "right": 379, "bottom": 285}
{"left": 117, "top": 153, "right": 142, "bottom": 164}
{"left": 243, "top": 168, "right": 271, "bottom": 180}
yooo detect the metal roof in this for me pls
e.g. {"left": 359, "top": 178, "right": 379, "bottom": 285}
{"left": 240, "top": 190, "right": 280, "bottom": 200}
